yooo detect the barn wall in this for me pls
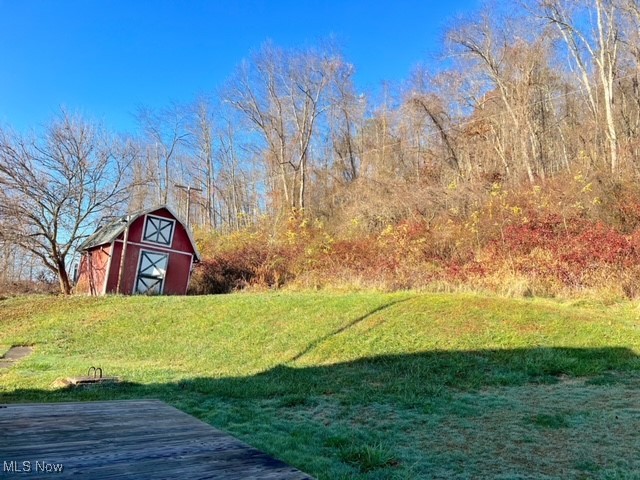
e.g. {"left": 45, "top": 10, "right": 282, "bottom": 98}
{"left": 106, "top": 242, "right": 193, "bottom": 295}
{"left": 104, "top": 241, "right": 122, "bottom": 294}
{"left": 75, "top": 245, "right": 111, "bottom": 295}
{"left": 104, "top": 208, "right": 195, "bottom": 295}
{"left": 124, "top": 208, "right": 195, "bottom": 253}
{"left": 81, "top": 207, "right": 196, "bottom": 296}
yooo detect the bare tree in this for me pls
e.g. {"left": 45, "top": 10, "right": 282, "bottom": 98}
{"left": 136, "top": 103, "right": 191, "bottom": 204}
{"left": 128, "top": 144, "right": 156, "bottom": 212}
{"left": 180, "top": 97, "right": 233, "bottom": 229}
{"left": 408, "top": 89, "right": 462, "bottom": 176}
{"left": 449, "top": 13, "right": 537, "bottom": 183}
{"left": 329, "top": 64, "right": 364, "bottom": 184}
{"left": 539, "top": 0, "right": 621, "bottom": 173}
{"left": 0, "top": 112, "right": 135, "bottom": 294}
{"left": 225, "top": 42, "right": 350, "bottom": 213}
{"left": 191, "top": 98, "right": 216, "bottom": 227}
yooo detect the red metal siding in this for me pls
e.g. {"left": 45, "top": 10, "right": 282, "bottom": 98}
{"left": 103, "top": 208, "right": 195, "bottom": 295}
{"left": 104, "top": 241, "right": 122, "bottom": 294}
{"left": 124, "top": 208, "right": 196, "bottom": 255}
{"left": 75, "top": 245, "right": 111, "bottom": 295}
{"left": 106, "top": 242, "right": 192, "bottom": 295}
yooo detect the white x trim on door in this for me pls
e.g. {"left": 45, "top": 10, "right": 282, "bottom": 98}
{"left": 135, "top": 250, "right": 169, "bottom": 294}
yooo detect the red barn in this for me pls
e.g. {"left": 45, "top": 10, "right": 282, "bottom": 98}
{"left": 75, "top": 206, "right": 201, "bottom": 295}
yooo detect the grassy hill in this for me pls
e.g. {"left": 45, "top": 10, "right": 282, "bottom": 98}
{"left": 1, "top": 292, "right": 639, "bottom": 479}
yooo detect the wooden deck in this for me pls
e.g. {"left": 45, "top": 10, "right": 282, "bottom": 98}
{"left": 0, "top": 400, "right": 313, "bottom": 479}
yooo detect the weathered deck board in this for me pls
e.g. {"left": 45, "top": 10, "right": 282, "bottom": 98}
{"left": 0, "top": 400, "right": 314, "bottom": 479}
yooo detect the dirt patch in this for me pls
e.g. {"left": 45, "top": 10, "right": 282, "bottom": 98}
{"left": 0, "top": 346, "right": 33, "bottom": 369}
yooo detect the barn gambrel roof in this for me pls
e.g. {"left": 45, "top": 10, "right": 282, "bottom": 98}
{"left": 78, "top": 205, "right": 202, "bottom": 261}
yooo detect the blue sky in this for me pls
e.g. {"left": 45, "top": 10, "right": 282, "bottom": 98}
{"left": 0, "top": 0, "right": 480, "bottom": 134}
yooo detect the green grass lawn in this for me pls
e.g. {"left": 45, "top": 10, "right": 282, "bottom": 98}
{"left": 1, "top": 292, "right": 639, "bottom": 479}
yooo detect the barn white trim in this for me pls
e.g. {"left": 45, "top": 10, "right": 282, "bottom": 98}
{"left": 114, "top": 239, "right": 194, "bottom": 258}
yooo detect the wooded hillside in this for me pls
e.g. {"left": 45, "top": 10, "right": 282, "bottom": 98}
{"left": 3, "top": 0, "right": 640, "bottom": 296}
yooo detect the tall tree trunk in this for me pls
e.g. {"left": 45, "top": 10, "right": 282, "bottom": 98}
{"left": 299, "top": 155, "right": 306, "bottom": 210}
{"left": 57, "top": 258, "right": 71, "bottom": 295}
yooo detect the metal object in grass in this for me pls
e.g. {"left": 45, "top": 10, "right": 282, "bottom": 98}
{"left": 60, "top": 366, "right": 119, "bottom": 387}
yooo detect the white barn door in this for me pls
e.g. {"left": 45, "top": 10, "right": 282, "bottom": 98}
{"left": 135, "top": 251, "right": 169, "bottom": 294}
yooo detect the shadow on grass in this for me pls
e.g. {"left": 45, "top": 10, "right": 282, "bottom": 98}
{"left": 2, "top": 347, "right": 638, "bottom": 478}
{"left": 1, "top": 346, "right": 638, "bottom": 406}
{"left": 288, "top": 297, "right": 413, "bottom": 363}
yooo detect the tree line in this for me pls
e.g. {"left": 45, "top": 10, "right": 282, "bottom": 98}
{"left": 2, "top": 0, "right": 640, "bottom": 293}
